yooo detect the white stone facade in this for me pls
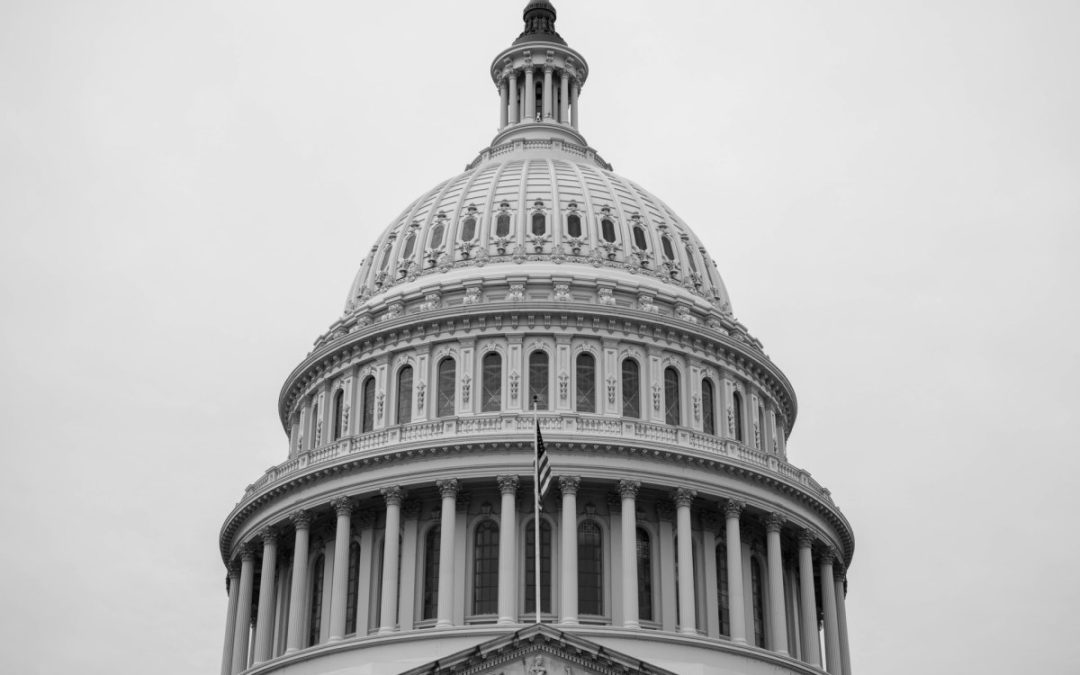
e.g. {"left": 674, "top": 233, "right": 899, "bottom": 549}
{"left": 218, "top": 3, "right": 855, "bottom": 674}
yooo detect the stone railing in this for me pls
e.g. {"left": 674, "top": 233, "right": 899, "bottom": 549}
{"left": 242, "top": 414, "right": 830, "bottom": 504}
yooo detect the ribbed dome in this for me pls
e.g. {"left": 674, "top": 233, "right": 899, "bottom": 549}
{"left": 345, "top": 149, "right": 733, "bottom": 317}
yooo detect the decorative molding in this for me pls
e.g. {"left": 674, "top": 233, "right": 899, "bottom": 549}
{"left": 381, "top": 486, "right": 405, "bottom": 506}
{"left": 330, "top": 496, "right": 353, "bottom": 517}
{"left": 557, "top": 475, "right": 581, "bottom": 496}
{"left": 672, "top": 487, "right": 696, "bottom": 509}
{"left": 497, "top": 474, "right": 520, "bottom": 495}
{"left": 437, "top": 478, "right": 460, "bottom": 499}
{"left": 289, "top": 510, "right": 311, "bottom": 530}
{"left": 765, "top": 512, "right": 786, "bottom": 534}
{"left": 723, "top": 499, "right": 745, "bottom": 520}
{"left": 617, "top": 479, "right": 640, "bottom": 500}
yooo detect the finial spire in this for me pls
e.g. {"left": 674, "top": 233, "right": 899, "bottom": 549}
{"left": 515, "top": 0, "right": 566, "bottom": 46}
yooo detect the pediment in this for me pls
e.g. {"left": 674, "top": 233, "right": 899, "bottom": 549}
{"left": 400, "top": 624, "right": 677, "bottom": 675}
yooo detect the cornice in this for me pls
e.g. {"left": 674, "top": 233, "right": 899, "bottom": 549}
{"left": 219, "top": 434, "right": 853, "bottom": 569}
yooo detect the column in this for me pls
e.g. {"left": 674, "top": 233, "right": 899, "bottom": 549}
{"left": 558, "top": 476, "right": 580, "bottom": 625}
{"left": 499, "top": 77, "right": 509, "bottom": 128}
{"left": 524, "top": 67, "right": 536, "bottom": 121}
{"left": 765, "top": 514, "right": 789, "bottom": 655}
{"left": 398, "top": 500, "right": 420, "bottom": 630}
{"left": 497, "top": 475, "right": 519, "bottom": 625}
{"left": 253, "top": 529, "right": 279, "bottom": 663}
{"left": 508, "top": 71, "right": 519, "bottom": 124}
{"left": 354, "top": 511, "right": 375, "bottom": 636}
{"left": 559, "top": 71, "right": 569, "bottom": 124}
{"left": 656, "top": 502, "right": 677, "bottom": 631}
{"left": 436, "top": 479, "right": 458, "bottom": 627}
{"left": 820, "top": 548, "right": 842, "bottom": 674}
{"left": 220, "top": 563, "right": 241, "bottom": 675}
{"left": 327, "top": 497, "right": 353, "bottom": 641}
{"left": 230, "top": 546, "right": 256, "bottom": 674}
{"left": 570, "top": 79, "right": 580, "bottom": 129}
{"left": 724, "top": 500, "right": 747, "bottom": 643}
{"left": 543, "top": 66, "right": 553, "bottom": 119}
{"left": 378, "top": 486, "right": 404, "bottom": 635}
{"left": 836, "top": 569, "right": 852, "bottom": 675}
{"left": 701, "top": 514, "right": 721, "bottom": 638}
{"left": 674, "top": 488, "right": 698, "bottom": 634}
{"left": 285, "top": 511, "right": 310, "bottom": 652}
{"left": 798, "top": 530, "right": 822, "bottom": 666}
{"left": 618, "top": 480, "right": 641, "bottom": 628}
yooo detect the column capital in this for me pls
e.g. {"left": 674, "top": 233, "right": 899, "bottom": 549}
{"left": 228, "top": 558, "right": 242, "bottom": 577}
{"left": 331, "top": 496, "right": 354, "bottom": 517}
{"left": 723, "top": 499, "right": 745, "bottom": 520}
{"left": 821, "top": 545, "right": 838, "bottom": 566}
{"left": 672, "top": 487, "right": 697, "bottom": 508}
{"left": 558, "top": 475, "right": 581, "bottom": 495}
{"left": 381, "top": 485, "right": 405, "bottom": 506}
{"left": 259, "top": 527, "right": 278, "bottom": 545}
{"left": 765, "top": 512, "right": 786, "bottom": 533}
{"left": 289, "top": 509, "right": 311, "bottom": 530}
{"left": 797, "top": 528, "right": 819, "bottom": 549}
{"left": 437, "top": 478, "right": 460, "bottom": 499}
{"left": 497, "top": 475, "right": 519, "bottom": 495}
{"left": 618, "top": 479, "right": 641, "bottom": 499}
{"left": 239, "top": 543, "right": 257, "bottom": 562}
{"left": 833, "top": 564, "right": 847, "bottom": 582}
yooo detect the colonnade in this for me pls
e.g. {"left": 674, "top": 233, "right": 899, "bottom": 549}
{"left": 498, "top": 66, "right": 580, "bottom": 130}
{"left": 221, "top": 477, "right": 852, "bottom": 674}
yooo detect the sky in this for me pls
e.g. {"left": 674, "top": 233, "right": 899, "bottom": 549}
{"left": 1, "top": 1, "right": 1078, "bottom": 673}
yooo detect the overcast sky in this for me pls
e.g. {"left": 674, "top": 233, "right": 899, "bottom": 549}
{"left": 1, "top": 1, "right": 1078, "bottom": 673}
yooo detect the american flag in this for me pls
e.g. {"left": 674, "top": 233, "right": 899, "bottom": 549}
{"left": 535, "top": 420, "right": 552, "bottom": 510}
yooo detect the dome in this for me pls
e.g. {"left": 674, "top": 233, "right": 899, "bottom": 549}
{"left": 344, "top": 151, "right": 733, "bottom": 319}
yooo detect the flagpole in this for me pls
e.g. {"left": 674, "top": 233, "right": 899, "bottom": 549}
{"left": 532, "top": 396, "right": 541, "bottom": 625}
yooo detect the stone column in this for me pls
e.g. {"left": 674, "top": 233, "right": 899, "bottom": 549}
{"left": 499, "top": 77, "right": 509, "bottom": 128}
{"left": 725, "top": 500, "right": 747, "bottom": 644}
{"left": 798, "top": 530, "right": 822, "bottom": 666}
{"left": 378, "top": 486, "right": 404, "bottom": 635}
{"left": 820, "top": 548, "right": 842, "bottom": 674}
{"left": 230, "top": 546, "right": 256, "bottom": 674}
{"left": 220, "top": 564, "right": 241, "bottom": 675}
{"left": 543, "top": 65, "right": 553, "bottom": 119}
{"left": 327, "top": 498, "right": 353, "bottom": 641}
{"left": 836, "top": 569, "right": 852, "bottom": 675}
{"left": 436, "top": 479, "right": 459, "bottom": 628}
{"left": 284, "top": 511, "right": 310, "bottom": 652}
{"left": 508, "top": 71, "right": 519, "bottom": 124}
{"left": 253, "top": 529, "right": 279, "bottom": 663}
{"left": 618, "top": 480, "right": 641, "bottom": 628}
{"left": 559, "top": 71, "right": 570, "bottom": 123}
{"left": 674, "top": 488, "right": 698, "bottom": 634}
{"left": 497, "top": 475, "right": 519, "bottom": 624}
{"left": 656, "top": 502, "right": 677, "bottom": 631}
{"left": 524, "top": 66, "right": 536, "bottom": 121}
{"left": 701, "top": 513, "right": 721, "bottom": 638}
{"left": 765, "top": 514, "right": 789, "bottom": 655}
{"left": 559, "top": 476, "right": 581, "bottom": 625}
{"left": 570, "top": 79, "right": 580, "bottom": 129}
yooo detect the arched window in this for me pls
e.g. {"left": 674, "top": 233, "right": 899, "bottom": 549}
{"left": 495, "top": 212, "right": 511, "bottom": 237}
{"left": 473, "top": 521, "right": 499, "bottom": 615}
{"left": 308, "top": 553, "right": 325, "bottom": 646}
{"left": 402, "top": 234, "right": 416, "bottom": 260}
{"left": 575, "top": 352, "right": 596, "bottom": 413}
{"left": 701, "top": 379, "right": 716, "bottom": 435}
{"left": 310, "top": 400, "right": 320, "bottom": 447}
{"left": 567, "top": 212, "right": 582, "bottom": 237}
{"left": 531, "top": 212, "right": 546, "bottom": 236}
{"left": 361, "top": 376, "right": 375, "bottom": 432}
{"left": 664, "top": 367, "right": 680, "bottom": 426}
{"left": 345, "top": 541, "right": 361, "bottom": 635}
{"left": 481, "top": 352, "right": 502, "bottom": 412}
{"left": 732, "top": 390, "right": 744, "bottom": 442}
{"left": 636, "top": 528, "right": 653, "bottom": 622}
{"left": 661, "top": 235, "right": 675, "bottom": 260}
{"left": 529, "top": 351, "right": 549, "bottom": 411}
{"left": 633, "top": 225, "right": 647, "bottom": 250}
{"left": 379, "top": 245, "right": 392, "bottom": 271}
{"left": 461, "top": 216, "right": 477, "bottom": 242}
{"left": 751, "top": 557, "right": 766, "bottom": 647}
{"left": 437, "top": 357, "right": 455, "bottom": 418}
{"left": 715, "top": 542, "right": 729, "bottom": 636}
{"left": 601, "top": 217, "right": 616, "bottom": 243}
{"left": 422, "top": 526, "right": 440, "bottom": 620}
{"left": 332, "top": 389, "right": 345, "bottom": 440}
{"left": 525, "top": 519, "right": 552, "bottom": 614}
{"left": 758, "top": 404, "right": 766, "bottom": 449}
{"left": 685, "top": 245, "right": 699, "bottom": 273}
{"left": 622, "top": 359, "right": 640, "bottom": 418}
{"left": 430, "top": 223, "right": 445, "bottom": 249}
{"left": 578, "top": 519, "right": 603, "bottom": 616}
{"left": 396, "top": 366, "right": 413, "bottom": 425}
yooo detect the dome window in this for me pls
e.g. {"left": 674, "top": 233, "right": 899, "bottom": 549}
{"left": 601, "top": 217, "right": 616, "bottom": 243}
{"left": 402, "top": 234, "right": 416, "bottom": 260}
{"left": 664, "top": 367, "right": 680, "bottom": 426}
{"left": 567, "top": 213, "right": 582, "bottom": 238}
{"left": 632, "top": 225, "right": 648, "bottom": 251}
{"left": 461, "top": 216, "right": 477, "bottom": 242}
{"left": 495, "top": 203, "right": 512, "bottom": 237}
{"left": 531, "top": 212, "right": 546, "bottom": 236}
{"left": 622, "top": 358, "right": 640, "bottom": 418}
{"left": 661, "top": 236, "right": 676, "bottom": 260}
{"left": 684, "top": 244, "right": 699, "bottom": 273}
{"left": 430, "top": 223, "right": 445, "bottom": 249}
{"left": 701, "top": 379, "right": 716, "bottom": 435}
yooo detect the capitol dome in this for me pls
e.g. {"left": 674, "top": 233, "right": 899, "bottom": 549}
{"left": 218, "top": 4, "right": 855, "bottom": 675}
